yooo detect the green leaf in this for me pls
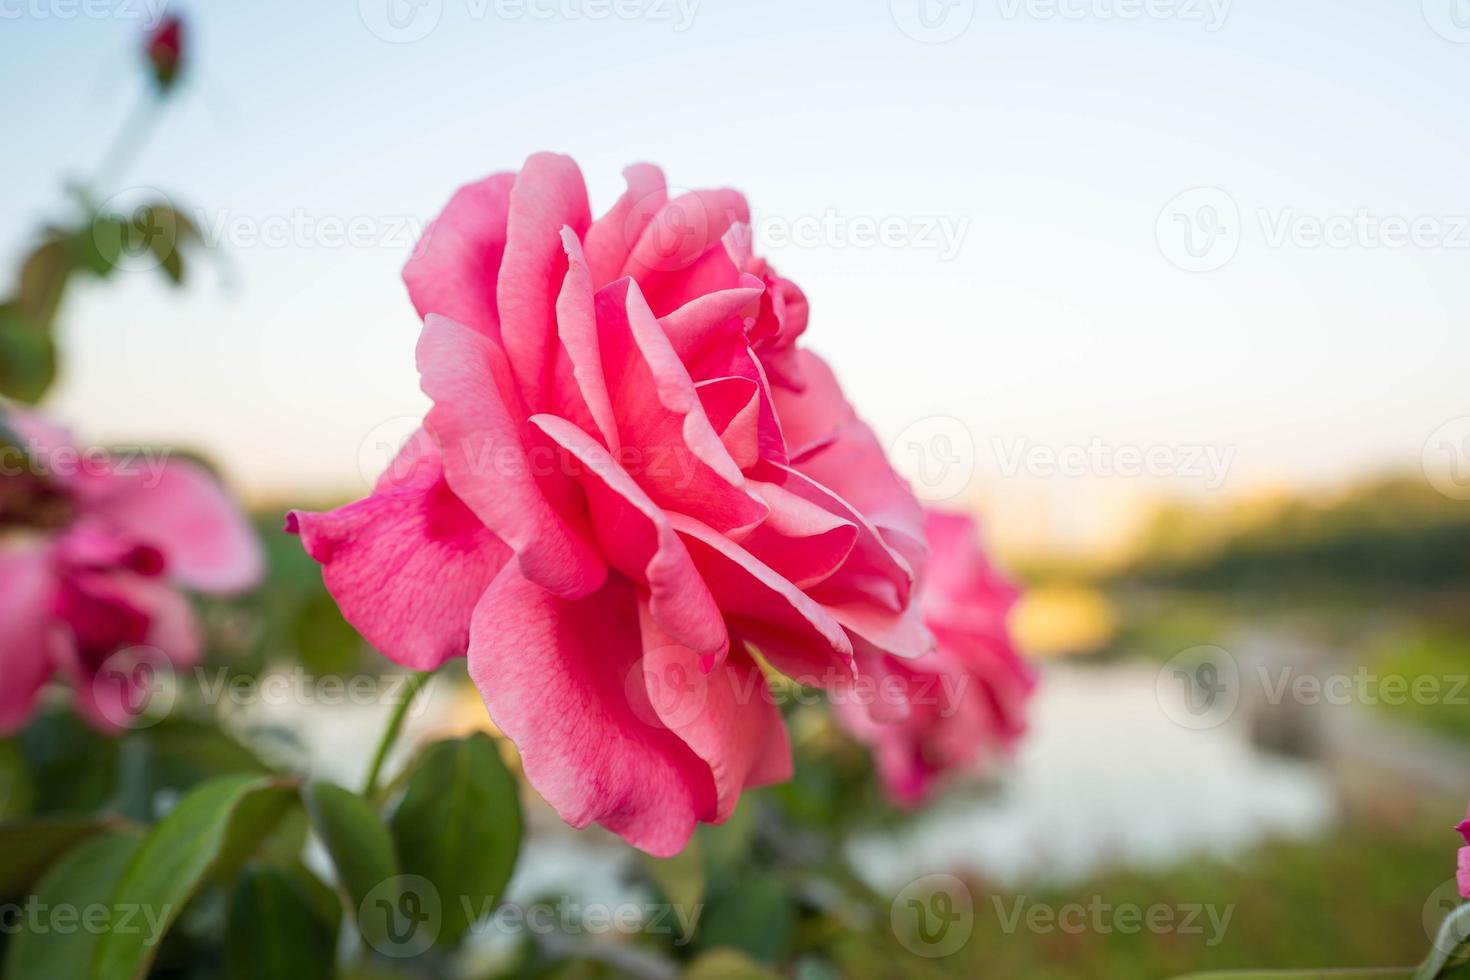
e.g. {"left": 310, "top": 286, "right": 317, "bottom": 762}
{"left": 221, "top": 864, "right": 338, "bottom": 980}
{"left": 133, "top": 204, "right": 200, "bottom": 288}
{"left": 0, "top": 740, "right": 36, "bottom": 818}
{"left": 697, "top": 873, "right": 794, "bottom": 965}
{"left": 15, "top": 239, "right": 70, "bottom": 325}
{"left": 152, "top": 235, "right": 184, "bottom": 285}
{"left": 389, "top": 733, "right": 520, "bottom": 945}
{"left": 0, "top": 815, "right": 117, "bottom": 900}
{"left": 72, "top": 216, "right": 127, "bottom": 278}
{"left": 304, "top": 781, "right": 399, "bottom": 918}
{"left": 93, "top": 773, "right": 300, "bottom": 980}
{"left": 0, "top": 303, "right": 58, "bottom": 405}
{"left": 2, "top": 830, "right": 144, "bottom": 980}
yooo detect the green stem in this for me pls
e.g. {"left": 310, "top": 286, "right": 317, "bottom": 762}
{"left": 93, "top": 91, "right": 161, "bottom": 194}
{"left": 361, "top": 670, "right": 435, "bottom": 800}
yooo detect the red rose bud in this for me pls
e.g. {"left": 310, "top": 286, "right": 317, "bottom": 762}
{"left": 146, "top": 15, "right": 184, "bottom": 93}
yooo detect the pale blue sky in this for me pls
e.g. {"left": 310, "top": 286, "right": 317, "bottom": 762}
{"left": 4, "top": 0, "right": 1467, "bottom": 548}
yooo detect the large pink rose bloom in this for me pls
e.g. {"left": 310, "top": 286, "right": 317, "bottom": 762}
{"left": 838, "top": 510, "right": 1034, "bottom": 807}
{"left": 290, "top": 153, "right": 932, "bottom": 855}
{"left": 0, "top": 412, "right": 262, "bottom": 732}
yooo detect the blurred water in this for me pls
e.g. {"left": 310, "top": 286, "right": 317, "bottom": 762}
{"left": 247, "top": 659, "right": 1337, "bottom": 899}
{"left": 846, "top": 661, "right": 1336, "bottom": 891}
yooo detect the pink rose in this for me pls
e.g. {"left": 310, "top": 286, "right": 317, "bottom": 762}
{"left": 290, "top": 153, "right": 932, "bottom": 855}
{"left": 0, "top": 411, "right": 262, "bottom": 732}
{"left": 838, "top": 509, "right": 1034, "bottom": 807}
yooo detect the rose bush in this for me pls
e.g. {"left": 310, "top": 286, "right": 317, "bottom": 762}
{"left": 291, "top": 152, "right": 936, "bottom": 854}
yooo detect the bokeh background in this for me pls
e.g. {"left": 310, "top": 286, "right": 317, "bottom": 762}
{"left": 4, "top": 1, "right": 1470, "bottom": 976}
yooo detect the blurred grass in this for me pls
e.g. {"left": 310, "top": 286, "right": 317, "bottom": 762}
{"left": 1371, "top": 629, "right": 1470, "bottom": 742}
{"left": 939, "top": 817, "right": 1452, "bottom": 980}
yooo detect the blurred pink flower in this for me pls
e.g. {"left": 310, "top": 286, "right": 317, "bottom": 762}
{"left": 838, "top": 510, "right": 1035, "bottom": 807}
{"left": 291, "top": 153, "right": 932, "bottom": 855}
{"left": 146, "top": 15, "right": 184, "bottom": 92}
{"left": 0, "top": 411, "right": 262, "bottom": 732}
{"left": 1457, "top": 806, "right": 1470, "bottom": 899}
